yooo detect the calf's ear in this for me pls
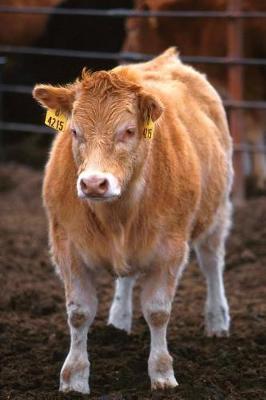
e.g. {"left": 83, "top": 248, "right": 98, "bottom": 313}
{"left": 138, "top": 90, "right": 164, "bottom": 122}
{"left": 32, "top": 84, "right": 76, "bottom": 114}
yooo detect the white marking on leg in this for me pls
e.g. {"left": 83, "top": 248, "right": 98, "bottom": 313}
{"left": 145, "top": 300, "right": 178, "bottom": 390}
{"left": 198, "top": 251, "right": 230, "bottom": 337}
{"left": 108, "top": 276, "right": 136, "bottom": 334}
{"left": 141, "top": 243, "right": 189, "bottom": 390}
{"left": 60, "top": 272, "right": 97, "bottom": 394}
{"left": 195, "top": 203, "right": 231, "bottom": 337}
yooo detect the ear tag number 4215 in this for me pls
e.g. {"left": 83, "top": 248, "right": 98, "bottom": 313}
{"left": 143, "top": 115, "right": 154, "bottom": 139}
{"left": 45, "top": 109, "right": 67, "bottom": 132}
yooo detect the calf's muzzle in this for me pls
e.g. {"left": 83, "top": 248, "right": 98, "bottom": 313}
{"left": 77, "top": 171, "right": 121, "bottom": 200}
{"left": 80, "top": 175, "right": 108, "bottom": 197}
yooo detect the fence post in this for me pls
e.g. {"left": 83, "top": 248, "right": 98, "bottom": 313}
{"left": 227, "top": 0, "right": 245, "bottom": 203}
{"left": 0, "top": 56, "right": 5, "bottom": 161}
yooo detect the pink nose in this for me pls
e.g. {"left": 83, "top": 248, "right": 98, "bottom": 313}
{"left": 80, "top": 176, "right": 109, "bottom": 197}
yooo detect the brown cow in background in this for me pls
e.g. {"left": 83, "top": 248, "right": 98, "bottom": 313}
{"left": 122, "top": 0, "right": 266, "bottom": 192}
{"left": 0, "top": 0, "right": 63, "bottom": 45}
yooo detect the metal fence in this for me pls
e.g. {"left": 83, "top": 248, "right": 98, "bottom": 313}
{"left": 0, "top": 0, "right": 265, "bottom": 200}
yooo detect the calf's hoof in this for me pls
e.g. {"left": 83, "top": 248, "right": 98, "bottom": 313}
{"left": 108, "top": 301, "right": 132, "bottom": 334}
{"left": 205, "top": 304, "right": 230, "bottom": 338}
{"left": 151, "top": 375, "right": 178, "bottom": 390}
{"left": 108, "top": 311, "right": 132, "bottom": 334}
{"left": 59, "top": 359, "right": 90, "bottom": 394}
{"left": 207, "top": 329, "right": 229, "bottom": 338}
{"left": 149, "top": 353, "right": 178, "bottom": 391}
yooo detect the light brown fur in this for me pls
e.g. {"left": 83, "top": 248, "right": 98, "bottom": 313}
{"left": 33, "top": 48, "right": 233, "bottom": 393}
{"left": 34, "top": 49, "right": 232, "bottom": 277}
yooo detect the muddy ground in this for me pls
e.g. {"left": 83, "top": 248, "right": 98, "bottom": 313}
{"left": 0, "top": 164, "right": 265, "bottom": 400}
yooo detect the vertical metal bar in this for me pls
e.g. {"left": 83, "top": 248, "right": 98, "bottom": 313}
{"left": 0, "top": 57, "right": 5, "bottom": 161}
{"left": 227, "top": 0, "right": 245, "bottom": 202}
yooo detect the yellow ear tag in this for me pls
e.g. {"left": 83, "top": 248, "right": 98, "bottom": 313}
{"left": 45, "top": 109, "right": 67, "bottom": 132}
{"left": 143, "top": 115, "right": 154, "bottom": 139}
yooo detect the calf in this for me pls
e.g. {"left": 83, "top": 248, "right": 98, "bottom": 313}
{"left": 33, "top": 48, "right": 233, "bottom": 394}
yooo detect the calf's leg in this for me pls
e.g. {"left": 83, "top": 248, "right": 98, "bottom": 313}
{"left": 141, "top": 243, "right": 188, "bottom": 390}
{"left": 195, "top": 202, "right": 232, "bottom": 337}
{"left": 59, "top": 260, "right": 97, "bottom": 394}
{"left": 108, "top": 276, "right": 136, "bottom": 333}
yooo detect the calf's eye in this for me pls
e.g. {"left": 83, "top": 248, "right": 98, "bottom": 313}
{"left": 117, "top": 127, "right": 136, "bottom": 142}
{"left": 126, "top": 128, "right": 135, "bottom": 136}
{"left": 71, "top": 128, "right": 77, "bottom": 138}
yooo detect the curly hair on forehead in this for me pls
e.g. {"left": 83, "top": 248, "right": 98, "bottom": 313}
{"left": 80, "top": 68, "right": 141, "bottom": 96}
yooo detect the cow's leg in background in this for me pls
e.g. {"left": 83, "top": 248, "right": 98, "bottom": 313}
{"left": 248, "top": 126, "right": 266, "bottom": 191}
{"left": 141, "top": 242, "right": 189, "bottom": 390}
{"left": 108, "top": 276, "right": 136, "bottom": 333}
{"left": 195, "top": 201, "right": 232, "bottom": 337}
{"left": 245, "top": 112, "right": 266, "bottom": 191}
{"left": 58, "top": 250, "right": 98, "bottom": 394}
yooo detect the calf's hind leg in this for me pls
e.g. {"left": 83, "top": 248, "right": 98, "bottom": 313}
{"left": 108, "top": 276, "right": 136, "bottom": 334}
{"left": 195, "top": 202, "right": 232, "bottom": 337}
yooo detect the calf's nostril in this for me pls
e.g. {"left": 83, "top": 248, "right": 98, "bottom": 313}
{"left": 79, "top": 176, "right": 109, "bottom": 197}
{"left": 98, "top": 179, "right": 108, "bottom": 193}
{"left": 80, "top": 178, "right": 89, "bottom": 194}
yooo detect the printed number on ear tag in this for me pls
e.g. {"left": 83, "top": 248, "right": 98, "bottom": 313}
{"left": 45, "top": 109, "right": 67, "bottom": 132}
{"left": 143, "top": 115, "right": 154, "bottom": 139}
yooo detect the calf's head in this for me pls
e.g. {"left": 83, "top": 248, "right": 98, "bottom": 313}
{"left": 33, "top": 70, "right": 163, "bottom": 202}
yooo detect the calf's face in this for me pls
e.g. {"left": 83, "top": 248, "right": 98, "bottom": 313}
{"left": 72, "top": 87, "right": 141, "bottom": 201}
{"left": 33, "top": 70, "right": 163, "bottom": 202}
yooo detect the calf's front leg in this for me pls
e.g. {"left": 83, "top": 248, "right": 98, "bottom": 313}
{"left": 141, "top": 242, "right": 188, "bottom": 390}
{"left": 59, "top": 260, "right": 97, "bottom": 394}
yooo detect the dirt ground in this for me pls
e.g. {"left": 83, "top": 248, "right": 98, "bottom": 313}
{"left": 0, "top": 164, "right": 265, "bottom": 400}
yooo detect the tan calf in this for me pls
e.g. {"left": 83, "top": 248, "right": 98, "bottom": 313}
{"left": 33, "top": 48, "right": 233, "bottom": 394}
